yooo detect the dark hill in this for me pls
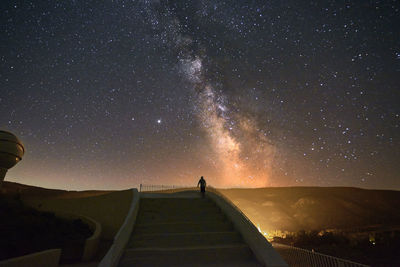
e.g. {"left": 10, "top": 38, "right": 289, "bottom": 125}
{"left": 1, "top": 181, "right": 112, "bottom": 198}
{"left": 220, "top": 187, "right": 400, "bottom": 232}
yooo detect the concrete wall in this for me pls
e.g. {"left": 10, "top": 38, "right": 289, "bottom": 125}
{"left": 99, "top": 188, "right": 140, "bottom": 267}
{"left": 207, "top": 190, "right": 288, "bottom": 267}
{"left": 54, "top": 212, "right": 102, "bottom": 261}
{"left": 82, "top": 215, "right": 102, "bottom": 261}
{"left": 0, "top": 249, "right": 61, "bottom": 267}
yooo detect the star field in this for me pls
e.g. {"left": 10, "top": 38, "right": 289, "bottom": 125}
{"left": 1, "top": 0, "right": 399, "bottom": 190}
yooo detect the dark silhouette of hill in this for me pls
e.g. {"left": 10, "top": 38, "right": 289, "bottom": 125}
{"left": 219, "top": 187, "right": 400, "bottom": 232}
{"left": 1, "top": 181, "right": 111, "bottom": 198}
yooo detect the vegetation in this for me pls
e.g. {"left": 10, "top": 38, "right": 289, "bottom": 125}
{"left": 273, "top": 230, "right": 400, "bottom": 266}
{"left": 0, "top": 194, "right": 92, "bottom": 263}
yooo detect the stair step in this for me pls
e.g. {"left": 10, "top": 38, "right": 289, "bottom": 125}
{"left": 136, "top": 213, "right": 226, "bottom": 224}
{"left": 133, "top": 221, "right": 234, "bottom": 234}
{"left": 119, "top": 244, "right": 256, "bottom": 267}
{"left": 139, "top": 205, "right": 220, "bottom": 213}
{"left": 138, "top": 206, "right": 217, "bottom": 213}
{"left": 138, "top": 206, "right": 221, "bottom": 215}
{"left": 140, "top": 198, "right": 214, "bottom": 203}
{"left": 137, "top": 209, "right": 221, "bottom": 216}
{"left": 118, "top": 197, "right": 262, "bottom": 266}
{"left": 119, "top": 258, "right": 262, "bottom": 267}
{"left": 139, "top": 199, "right": 216, "bottom": 208}
{"left": 128, "top": 231, "right": 242, "bottom": 248}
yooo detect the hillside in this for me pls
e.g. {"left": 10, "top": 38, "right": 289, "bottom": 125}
{"left": 0, "top": 181, "right": 112, "bottom": 198}
{"left": 219, "top": 187, "right": 400, "bottom": 233}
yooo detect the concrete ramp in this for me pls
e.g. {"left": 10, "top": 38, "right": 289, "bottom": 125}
{"left": 118, "top": 195, "right": 262, "bottom": 266}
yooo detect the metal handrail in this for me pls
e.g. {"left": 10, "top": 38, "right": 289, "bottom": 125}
{"left": 272, "top": 243, "right": 370, "bottom": 267}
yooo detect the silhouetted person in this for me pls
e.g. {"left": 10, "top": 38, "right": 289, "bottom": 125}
{"left": 197, "top": 176, "right": 206, "bottom": 198}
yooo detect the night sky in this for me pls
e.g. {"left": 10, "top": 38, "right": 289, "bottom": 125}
{"left": 1, "top": 0, "right": 399, "bottom": 190}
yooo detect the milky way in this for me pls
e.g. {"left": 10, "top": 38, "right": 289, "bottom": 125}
{"left": 140, "top": 1, "right": 278, "bottom": 187}
{"left": 0, "top": 0, "right": 399, "bottom": 190}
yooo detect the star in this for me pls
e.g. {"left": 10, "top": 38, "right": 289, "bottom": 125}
{"left": 0, "top": 0, "right": 398, "bottom": 190}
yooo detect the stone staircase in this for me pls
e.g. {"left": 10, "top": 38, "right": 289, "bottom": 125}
{"left": 118, "top": 197, "right": 262, "bottom": 267}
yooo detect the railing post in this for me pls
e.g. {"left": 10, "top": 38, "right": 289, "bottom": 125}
{"left": 139, "top": 184, "right": 142, "bottom": 192}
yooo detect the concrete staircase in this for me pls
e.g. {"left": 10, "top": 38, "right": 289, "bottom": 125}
{"left": 118, "top": 197, "right": 262, "bottom": 267}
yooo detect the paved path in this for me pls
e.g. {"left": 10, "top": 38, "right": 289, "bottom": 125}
{"left": 118, "top": 193, "right": 262, "bottom": 266}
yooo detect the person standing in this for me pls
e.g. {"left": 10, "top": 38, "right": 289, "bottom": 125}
{"left": 197, "top": 176, "right": 206, "bottom": 197}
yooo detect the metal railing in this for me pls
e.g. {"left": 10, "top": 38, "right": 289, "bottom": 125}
{"left": 271, "top": 243, "right": 370, "bottom": 267}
